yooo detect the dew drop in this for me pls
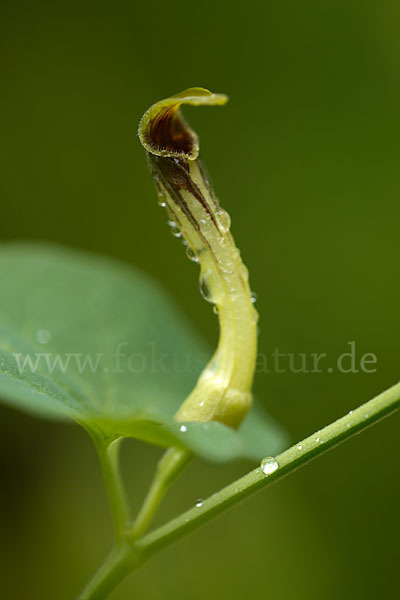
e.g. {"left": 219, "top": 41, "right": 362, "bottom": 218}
{"left": 186, "top": 246, "right": 199, "bottom": 263}
{"left": 221, "top": 266, "right": 234, "bottom": 275}
{"left": 167, "top": 219, "right": 182, "bottom": 238}
{"left": 260, "top": 457, "right": 279, "bottom": 475}
{"left": 216, "top": 209, "right": 231, "bottom": 233}
{"left": 199, "top": 273, "right": 214, "bottom": 304}
{"left": 179, "top": 425, "right": 187, "bottom": 433}
{"left": 36, "top": 329, "right": 52, "bottom": 344}
{"left": 195, "top": 499, "right": 204, "bottom": 508}
{"left": 157, "top": 191, "right": 167, "bottom": 208}
{"left": 240, "top": 265, "right": 249, "bottom": 280}
{"left": 250, "top": 291, "right": 258, "bottom": 304}
{"left": 297, "top": 444, "right": 303, "bottom": 451}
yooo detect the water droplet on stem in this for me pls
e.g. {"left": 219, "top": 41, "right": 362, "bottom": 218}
{"left": 260, "top": 457, "right": 279, "bottom": 475}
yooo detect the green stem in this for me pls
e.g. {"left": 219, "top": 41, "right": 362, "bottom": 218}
{"left": 135, "top": 380, "right": 400, "bottom": 560}
{"left": 93, "top": 437, "right": 130, "bottom": 540}
{"left": 80, "top": 381, "right": 400, "bottom": 599}
{"left": 76, "top": 544, "right": 139, "bottom": 600}
{"left": 131, "top": 447, "right": 191, "bottom": 539}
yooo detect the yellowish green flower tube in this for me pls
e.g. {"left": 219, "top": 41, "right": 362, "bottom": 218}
{"left": 132, "top": 88, "right": 258, "bottom": 538}
{"left": 139, "top": 87, "right": 258, "bottom": 427}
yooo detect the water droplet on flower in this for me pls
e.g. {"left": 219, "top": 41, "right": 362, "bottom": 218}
{"left": 156, "top": 187, "right": 167, "bottom": 207}
{"left": 240, "top": 265, "right": 249, "bottom": 280}
{"left": 195, "top": 499, "right": 204, "bottom": 508}
{"left": 36, "top": 329, "right": 52, "bottom": 344}
{"left": 250, "top": 291, "right": 257, "bottom": 304}
{"left": 179, "top": 425, "right": 187, "bottom": 433}
{"left": 157, "top": 193, "right": 167, "bottom": 208}
{"left": 216, "top": 209, "right": 231, "bottom": 233}
{"left": 186, "top": 247, "right": 199, "bottom": 263}
{"left": 297, "top": 444, "right": 303, "bottom": 451}
{"left": 199, "top": 273, "right": 214, "bottom": 304}
{"left": 260, "top": 457, "right": 279, "bottom": 475}
{"left": 167, "top": 219, "right": 182, "bottom": 238}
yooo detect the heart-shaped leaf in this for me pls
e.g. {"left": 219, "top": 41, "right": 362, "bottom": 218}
{"left": 0, "top": 243, "right": 287, "bottom": 461}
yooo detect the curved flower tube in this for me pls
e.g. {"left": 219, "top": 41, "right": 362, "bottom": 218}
{"left": 139, "top": 87, "right": 258, "bottom": 429}
{"left": 132, "top": 88, "right": 258, "bottom": 539}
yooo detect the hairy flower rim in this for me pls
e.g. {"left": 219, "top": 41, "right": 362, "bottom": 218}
{"left": 138, "top": 87, "right": 228, "bottom": 160}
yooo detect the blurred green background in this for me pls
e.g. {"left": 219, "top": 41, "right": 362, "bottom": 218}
{"left": 1, "top": 1, "right": 399, "bottom": 598}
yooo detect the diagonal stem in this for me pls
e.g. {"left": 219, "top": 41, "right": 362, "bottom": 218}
{"left": 76, "top": 543, "right": 138, "bottom": 600}
{"left": 135, "top": 380, "right": 400, "bottom": 560}
{"left": 131, "top": 447, "right": 191, "bottom": 539}
{"left": 79, "top": 381, "right": 400, "bottom": 599}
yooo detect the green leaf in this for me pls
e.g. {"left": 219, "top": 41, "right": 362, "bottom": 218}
{"left": 0, "top": 243, "right": 287, "bottom": 462}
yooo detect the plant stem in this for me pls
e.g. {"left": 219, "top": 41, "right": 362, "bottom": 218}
{"left": 135, "top": 380, "right": 400, "bottom": 560}
{"left": 93, "top": 437, "right": 130, "bottom": 540}
{"left": 131, "top": 447, "right": 191, "bottom": 539}
{"left": 80, "top": 381, "right": 400, "bottom": 599}
{"left": 76, "top": 544, "right": 138, "bottom": 600}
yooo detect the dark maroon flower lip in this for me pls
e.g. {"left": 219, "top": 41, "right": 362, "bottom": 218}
{"left": 138, "top": 87, "right": 228, "bottom": 160}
